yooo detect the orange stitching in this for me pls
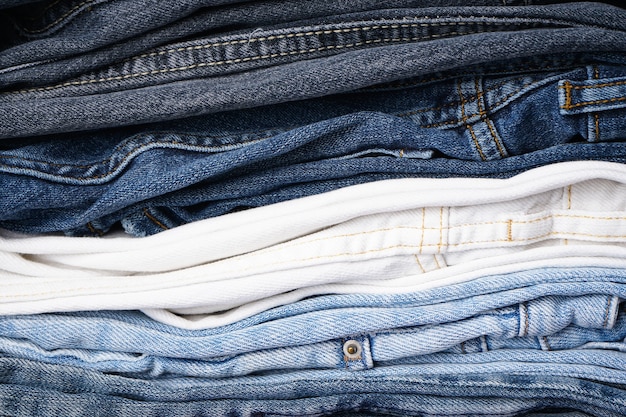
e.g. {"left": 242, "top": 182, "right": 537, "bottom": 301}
{"left": 563, "top": 81, "right": 573, "bottom": 109}
{"left": 437, "top": 207, "right": 444, "bottom": 254}
{"left": 398, "top": 78, "right": 527, "bottom": 117}
{"left": 422, "top": 79, "right": 541, "bottom": 129}
{"left": 560, "top": 79, "right": 626, "bottom": 90}
{"left": 507, "top": 220, "right": 513, "bottom": 242}
{"left": 419, "top": 207, "right": 426, "bottom": 255}
{"left": 474, "top": 77, "right": 506, "bottom": 157}
{"left": 86, "top": 222, "right": 103, "bottom": 236}
{"left": 567, "top": 185, "right": 572, "bottom": 210}
{"left": 414, "top": 255, "right": 427, "bottom": 273}
{"left": 255, "top": 212, "right": 626, "bottom": 257}
{"left": 142, "top": 209, "right": 169, "bottom": 231}
{"left": 457, "top": 80, "right": 487, "bottom": 161}
{"left": 433, "top": 254, "right": 442, "bottom": 269}
{"left": 561, "top": 96, "right": 626, "bottom": 110}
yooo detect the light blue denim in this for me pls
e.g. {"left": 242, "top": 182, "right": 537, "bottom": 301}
{"left": 0, "top": 355, "right": 625, "bottom": 416}
{"left": 0, "top": 266, "right": 623, "bottom": 378}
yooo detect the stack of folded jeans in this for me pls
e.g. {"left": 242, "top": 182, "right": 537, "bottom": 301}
{"left": 1, "top": 0, "right": 626, "bottom": 416}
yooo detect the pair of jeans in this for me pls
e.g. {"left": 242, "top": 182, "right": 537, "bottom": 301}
{"left": 0, "top": 355, "right": 626, "bottom": 416}
{"left": 0, "top": 262, "right": 625, "bottom": 376}
{"left": 0, "top": 291, "right": 621, "bottom": 378}
{"left": 2, "top": 161, "right": 626, "bottom": 317}
{"left": 0, "top": 160, "right": 621, "bottom": 273}
{"left": 3, "top": 60, "right": 626, "bottom": 236}
{"left": 0, "top": 0, "right": 569, "bottom": 87}
{"left": 3, "top": 173, "right": 626, "bottom": 318}
{"left": 1, "top": 3, "right": 626, "bottom": 138}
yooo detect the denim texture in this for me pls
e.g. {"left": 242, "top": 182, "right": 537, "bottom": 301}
{"left": 2, "top": 173, "right": 626, "bottom": 318}
{"left": 0, "top": 266, "right": 624, "bottom": 379}
{"left": 1, "top": 3, "right": 626, "bottom": 137}
{"left": 2, "top": 62, "right": 626, "bottom": 236}
{"left": 0, "top": 0, "right": 566, "bottom": 87}
{"left": 0, "top": 356, "right": 626, "bottom": 416}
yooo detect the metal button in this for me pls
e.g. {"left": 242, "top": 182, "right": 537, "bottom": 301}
{"left": 343, "top": 339, "right": 362, "bottom": 360}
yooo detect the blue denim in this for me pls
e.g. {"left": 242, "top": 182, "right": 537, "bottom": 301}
{"left": 2, "top": 61, "right": 626, "bottom": 236}
{"left": 1, "top": 3, "right": 626, "bottom": 138}
{"left": 0, "top": 0, "right": 550, "bottom": 88}
{"left": 0, "top": 266, "right": 624, "bottom": 379}
{"left": 0, "top": 356, "right": 625, "bottom": 416}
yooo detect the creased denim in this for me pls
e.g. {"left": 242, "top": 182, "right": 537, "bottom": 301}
{"left": 1, "top": 3, "right": 626, "bottom": 138}
{"left": 3, "top": 61, "right": 626, "bottom": 236}
{"left": 0, "top": 263, "right": 626, "bottom": 379}
{"left": 1, "top": 356, "right": 626, "bottom": 416}
{"left": 0, "top": 0, "right": 568, "bottom": 87}
{"left": 1, "top": 162, "right": 626, "bottom": 316}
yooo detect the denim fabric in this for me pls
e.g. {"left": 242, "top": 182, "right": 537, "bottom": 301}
{"left": 0, "top": 265, "right": 625, "bottom": 379}
{"left": 0, "top": 0, "right": 563, "bottom": 87}
{"left": 1, "top": 3, "right": 626, "bottom": 137}
{"left": 0, "top": 293, "right": 621, "bottom": 378}
{"left": 0, "top": 356, "right": 625, "bottom": 416}
{"left": 2, "top": 173, "right": 626, "bottom": 317}
{"left": 2, "top": 62, "right": 626, "bottom": 236}
{"left": 0, "top": 160, "right": 621, "bottom": 275}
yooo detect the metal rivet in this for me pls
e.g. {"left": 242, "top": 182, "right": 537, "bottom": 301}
{"left": 343, "top": 339, "right": 362, "bottom": 359}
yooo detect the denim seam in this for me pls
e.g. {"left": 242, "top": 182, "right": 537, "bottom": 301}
{"left": 422, "top": 79, "right": 544, "bottom": 128}
{"left": 413, "top": 255, "right": 426, "bottom": 273}
{"left": 369, "top": 62, "right": 583, "bottom": 91}
{"left": 9, "top": 22, "right": 553, "bottom": 95}
{"left": 561, "top": 96, "right": 626, "bottom": 110}
{"left": 142, "top": 209, "right": 169, "bottom": 231}
{"left": 397, "top": 76, "right": 529, "bottom": 117}
{"left": 474, "top": 77, "right": 507, "bottom": 158}
{"left": 85, "top": 222, "right": 103, "bottom": 236}
{"left": 562, "top": 80, "right": 626, "bottom": 90}
{"left": 559, "top": 78, "right": 626, "bottom": 109}
{"left": 593, "top": 65, "right": 600, "bottom": 142}
{"left": 437, "top": 207, "right": 444, "bottom": 254}
{"left": 254, "top": 213, "right": 626, "bottom": 257}
{"left": 0, "top": 133, "right": 273, "bottom": 181}
{"left": 541, "top": 336, "right": 552, "bottom": 351}
{"left": 25, "top": 0, "right": 65, "bottom": 20}
{"left": 18, "top": 0, "right": 100, "bottom": 34}
{"left": 519, "top": 302, "right": 528, "bottom": 337}
{"left": 604, "top": 295, "right": 613, "bottom": 329}
{"left": 433, "top": 254, "right": 442, "bottom": 270}
{"left": 456, "top": 79, "right": 487, "bottom": 161}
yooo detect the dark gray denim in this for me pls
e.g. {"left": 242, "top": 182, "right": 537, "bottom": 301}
{"left": 1, "top": 3, "right": 626, "bottom": 138}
